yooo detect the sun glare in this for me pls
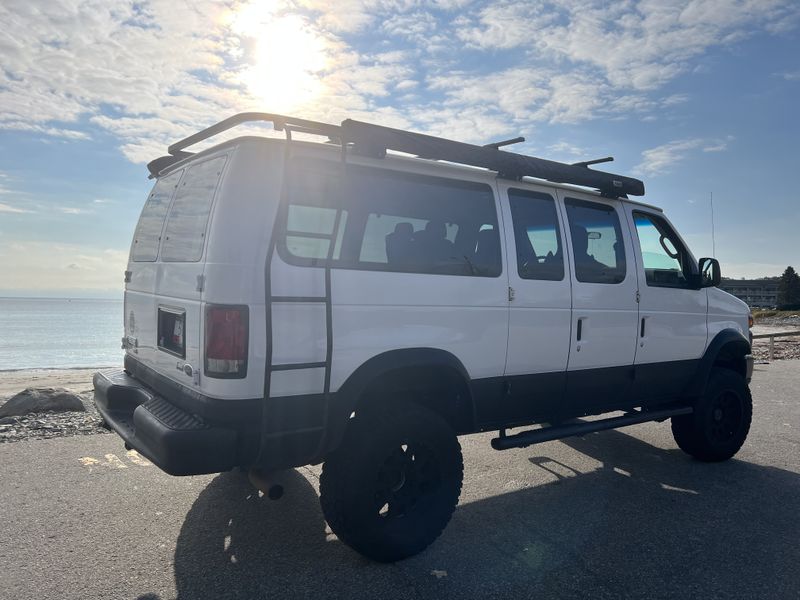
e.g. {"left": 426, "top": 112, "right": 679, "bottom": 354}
{"left": 231, "top": 6, "right": 329, "bottom": 113}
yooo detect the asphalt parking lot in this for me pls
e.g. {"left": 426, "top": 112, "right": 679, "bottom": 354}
{"left": 2, "top": 360, "right": 799, "bottom": 600}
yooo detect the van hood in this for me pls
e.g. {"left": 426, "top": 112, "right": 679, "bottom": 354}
{"left": 708, "top": 286, "right": 749, "bottom": 337}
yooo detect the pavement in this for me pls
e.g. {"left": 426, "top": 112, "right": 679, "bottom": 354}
{"left": 1, "top": 360, "right": 799, "bottom": 600}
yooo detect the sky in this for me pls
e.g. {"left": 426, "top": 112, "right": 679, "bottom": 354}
{"left": 0, "top": 0, "right": 798, "bottom": 298}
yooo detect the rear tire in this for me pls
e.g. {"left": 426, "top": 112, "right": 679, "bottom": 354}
{"left": 671, "top": 367, "right": 752, "bottom": 462}
{"left": 319, "top": 402, "right": 463, "bottom": 562}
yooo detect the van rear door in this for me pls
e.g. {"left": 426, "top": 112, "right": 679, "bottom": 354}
{"left": 125, "top": 169, "right": 183, "bottom": 371}
{"left": 151, "top": 155, "right": 228, "bottom": 387}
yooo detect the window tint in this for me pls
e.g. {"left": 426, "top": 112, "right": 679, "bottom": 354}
{"left": 634, "top": 212, "right": 694, "bottom": 288}
{"left": 131, "top": 170, "right": 182, "bottom": 262}
{"left": 161, "top": 156, "right": 227, "bottom": 262}
{"left": 508, "top": 189, "right": 564, "bottom": 281}
{"left": 283, "top": 160, "right": 501, "bottom": 277}
{"left": 565, "top": 198, "right": 626, "bottom": 284}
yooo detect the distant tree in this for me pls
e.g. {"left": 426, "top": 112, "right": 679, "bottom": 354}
{"left": 777, "top": 266, "right": 800, "bottom": 308}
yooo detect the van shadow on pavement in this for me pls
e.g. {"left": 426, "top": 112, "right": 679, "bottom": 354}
{"left": 156, "top": 429, "right": 799, "bottom": 600}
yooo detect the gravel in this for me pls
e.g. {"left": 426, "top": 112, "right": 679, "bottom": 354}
{"left": 751, "top": 315, "right": 800, "bottom": 361}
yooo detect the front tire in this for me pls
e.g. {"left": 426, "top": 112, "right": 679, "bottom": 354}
{"left": 319, "top": 402, "right": 463, "bottom": 562}
{"left": 671, "top": 367, "right": 752, "bottom": 462}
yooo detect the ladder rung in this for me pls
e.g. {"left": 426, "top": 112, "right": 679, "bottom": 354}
{"left": 271, "top": 361, "right": 327, "bottom": 371}
{"left": 285, "top": 230, "right": 334, "bottom": 240}
{"left": 271, "top": 295, "right": 328, "bottom": 303}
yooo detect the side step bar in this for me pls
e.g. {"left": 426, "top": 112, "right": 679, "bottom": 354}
{"left": 491, "top": 406, "right": 693, "bottom": 451}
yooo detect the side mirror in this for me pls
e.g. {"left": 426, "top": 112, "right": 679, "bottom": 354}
{"left": 698, "top": 257, "right": 721, "bottom": 288}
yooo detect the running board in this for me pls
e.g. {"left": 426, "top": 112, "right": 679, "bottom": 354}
{"left": 491, "top": 406, "right": 693, "bottom": 451}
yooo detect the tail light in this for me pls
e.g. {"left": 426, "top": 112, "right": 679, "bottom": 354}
{"left": 205, "top": 305, "right": 249, "bottom": 378}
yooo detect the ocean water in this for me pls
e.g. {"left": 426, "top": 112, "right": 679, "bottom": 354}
{"left": 0, "top": 297, "right": 124, "bottom": 371}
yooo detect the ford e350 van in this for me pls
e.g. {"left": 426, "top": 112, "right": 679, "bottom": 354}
{"left": 95, "top": 113, "right": 753, "bottom": 562}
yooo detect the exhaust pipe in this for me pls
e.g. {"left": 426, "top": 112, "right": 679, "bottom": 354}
{"left": 248, "top": 468, "right": 285, "bottom": 500}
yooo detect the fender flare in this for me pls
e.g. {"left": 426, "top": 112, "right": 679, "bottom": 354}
{"left": 320, "top": 348, "right": 474, "bottom": 454}
{"left": 683, "top": 329, "right": 751, "bottom": 398}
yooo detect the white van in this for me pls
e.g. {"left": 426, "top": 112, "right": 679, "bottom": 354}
{"left": 95, "top": 113, "right": 754, "bottom": 562}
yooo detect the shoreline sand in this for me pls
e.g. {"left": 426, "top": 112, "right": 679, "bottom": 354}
{"left": 0, "top": 367, "right": 109, "bottom": 443}
{"left": 0, "top": 367, "right": 102, "bottom": 399}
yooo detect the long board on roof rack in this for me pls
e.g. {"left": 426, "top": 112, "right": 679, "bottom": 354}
{"left": 339, "top": 119, "right": 644, "bottom": 198}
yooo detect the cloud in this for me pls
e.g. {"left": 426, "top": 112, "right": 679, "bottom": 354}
{"left": 0, "top": 241, "right": 127, "bottom": 292}
{"left": 0, "top": 202, "right": 31, "bottom": 213}
{"left": 0, "top": 177, "right": 34, "bottom": 212}
{"left": 702, "top": 142, "right": 728, "bottom": 153}
{"left": 635, "top": 138, "right": 706, "bottom": 176}
{"left": 0, "top": 121, "right": 90, "bottom": 140}
{"left": 635, "top": 135, "right": 733, "bottom": 176}
{"left": 547, "top": 142, "right": 589, "bottom": 160}
{"left": 455, "top": 2, "right": 558, "bottom": 50}
{"left": 59, "top": 207, "right": 93, "bottom": 215}
{"left": 453, "top": 0, "right": 800, "bottom": 92}
{"left": 0, "top": 0, "right": 797, "bottom": 164}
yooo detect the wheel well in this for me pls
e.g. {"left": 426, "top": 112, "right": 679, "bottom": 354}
{"left": 713, "top": 342, "right": 748, "bottom": 378}
{"left": 354, "top": 365, "right": 474, "bottom": 434}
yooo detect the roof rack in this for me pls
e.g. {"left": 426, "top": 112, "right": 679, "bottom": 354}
{"left": 146, "top": 112, "right": 341, "bottom": 178}
{"left": 149, "top": 112, "right": 645, "bottom": 197}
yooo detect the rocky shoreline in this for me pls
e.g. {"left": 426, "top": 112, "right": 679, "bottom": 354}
{"left": 0, "top": 369, "right": 110, "bottom": 444}
{"left": 0, "top": 410, "right": 110, "bottom": 443}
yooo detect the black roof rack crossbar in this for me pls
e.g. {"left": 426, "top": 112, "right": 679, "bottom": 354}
{"left": 572, "top": 156, "right": 614, "bottom": 168}
{"left": 483, "top": 136, "right": 525, "bottom": 149}
{"left": 340, "top": 119, "right": 644, "bottom": 197}
{"left": 167, "top": 112, "right": 341, "bottom": 155}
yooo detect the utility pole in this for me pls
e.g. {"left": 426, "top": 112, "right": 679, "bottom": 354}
{"left": 710, "top": 191, "right": 716, "bottom": 258}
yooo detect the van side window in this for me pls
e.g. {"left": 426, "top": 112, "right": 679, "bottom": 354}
{"left": 283, "top": 160, "right": 501, "bottom": 277}
{"left": 565, "top": 198, "right": 626, "bottom": 284}
{"left": 633, "top": 212, "right": 694, "bottom": 288}
{"left": 161, "top": 156, "right": 227, "bottom": 262}
{"left": 131, "top": 170, "right": 182, "bottom": 262}
{"left": 284, "top": 164, "right": 347, "bottom": 261}
{"left": 508, "top": 189, "right": 564, "bottom": 281}
{"left": 286, "top": 205, "right": 348, "bottom": 260}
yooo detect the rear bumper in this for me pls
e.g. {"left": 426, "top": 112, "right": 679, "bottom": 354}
{"left": 93, "top": 368, "right": 237, "bottom": 475}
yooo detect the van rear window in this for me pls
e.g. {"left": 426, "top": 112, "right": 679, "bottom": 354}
{"left": 160, "top": 156, "right": 227, "bottom": 262}
{"left": 131, "top": 171, "right": 182, "bottom": 262}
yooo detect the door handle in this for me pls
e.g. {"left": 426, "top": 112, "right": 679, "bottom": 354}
{"left": 640, "top": 318, "right": 646, "bottom": 338}
{"left": 576, "top": 318, "right": 583, "bottom": 341}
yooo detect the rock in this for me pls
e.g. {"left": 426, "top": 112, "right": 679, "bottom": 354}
{"left": 0, "top": 387, "right": 86, "bottom": 418}
{"left": 0, "top": 416, "right": 18, "bottom": 425}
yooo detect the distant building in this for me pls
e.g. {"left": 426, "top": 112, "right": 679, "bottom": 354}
{"left": 719, "top": 278, "right": 779, "bottom": 308}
